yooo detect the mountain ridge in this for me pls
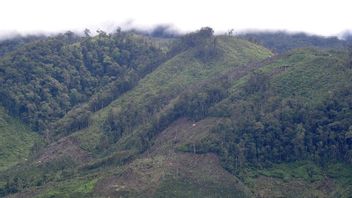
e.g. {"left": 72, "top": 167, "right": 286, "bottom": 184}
{"left": 0, "top": 28, "right": 352, "bottom": 197}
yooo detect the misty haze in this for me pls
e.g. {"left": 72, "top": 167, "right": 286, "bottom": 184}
{"left": 0, "top": 0, "right": 352, "bottom": 197}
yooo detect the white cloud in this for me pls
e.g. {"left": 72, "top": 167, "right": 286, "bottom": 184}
{"left": 0, "top": 0, "right": 351, "bottom": 37}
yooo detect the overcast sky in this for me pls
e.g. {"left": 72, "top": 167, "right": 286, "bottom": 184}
{"left": 1, "top": 0, "right": 351, "bottom": 38}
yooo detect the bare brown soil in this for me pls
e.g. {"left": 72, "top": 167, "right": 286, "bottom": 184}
{"left": 93, "top": 118, "right": 252, "bottom": 197}
{"left": 35, "top": 136, "right": 92, "bottom": 165}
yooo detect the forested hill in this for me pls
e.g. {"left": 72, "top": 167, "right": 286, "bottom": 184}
{"left": 0, "top": 35, "right": 46, "bottom": 57}
{"left": 0, "top": 30, "right": 167, "bottom": 132}
{"left": 0, "top": 28, "right": 352, "bottom": 197}
{"left": 239, "top": 31, "right": 345, "bottom": 53}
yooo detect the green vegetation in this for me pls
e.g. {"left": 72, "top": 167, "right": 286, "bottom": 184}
{"left": 236, "top": 161, "right": 352, "bottom": 197}
{"left": 255, "top": 161, "right": 324, "bottom": 182}
{"left": 239, "top": 31, "right": 345, "bottom": 53}
{"left": 0, "top": 30, "right": 166, "bottom": 132}
{"left": 0, "top": 156, "right": 78, "bottom": 196}
{"left": 167, "top": 47, "right": 352, "bottom": 196}
{"left": 154, "top": 177, "right": 248, "bottom": 198}
{"left": 0, "top": 28, "right": 351, "bottom": 197}
{"left": 0, "top": 106, "right": 39, "bottom": 171}
{"left": 35, "top": 177, "right": 98, "bottom": 198}
{"left": 79, "top": 30, "right": 272, "bottom": 154}
{"left": 206, "top": 49, "right": 351, "bottom": 172}
{"left": 0, "top": 35, "right": 45, "bottom": 57}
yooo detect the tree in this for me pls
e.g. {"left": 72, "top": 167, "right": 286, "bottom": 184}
{"left": 244, "top": 72, "right": 270, "bottom": 94}
{"left": 347, "top": 43, "right": 352, "bottom": 68}
{"left": 84, "top": 28, "right": 91, "bottom": 37}
{"left": 228, "top": 29, "right": 234, "bottom": 36}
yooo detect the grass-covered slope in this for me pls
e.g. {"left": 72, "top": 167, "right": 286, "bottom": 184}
{"left": 93, "top": 42, "right": 352, "bottom": 198}
{"left": 267, "top": 48, "right": 350, "bottom": 101}
{"left": 0, "top": 106, "right": 39, "bottom": 171}
{"left": 0, "top": 35, "right": 273, "bottom": 197}
{"left": 213, "top": 47, "right": 351, "bottom": 163}
{"left": 177, "top": 47, "right": 352, "bottom": 197}
{"left": 2, "top": 30, "right": 352, "bottom": 197}
{"left": 72, "top": 35, "right": 272, "bottom": 153}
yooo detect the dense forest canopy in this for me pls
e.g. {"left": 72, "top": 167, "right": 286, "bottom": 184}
{"left": 0, "top": 30, "right": 167, "bottom": 132}
{"left": 0, "top": 27, "right": 352, "bottom": 197}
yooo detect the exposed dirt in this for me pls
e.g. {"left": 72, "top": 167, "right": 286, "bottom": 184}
{"left": 93, "top": 118, "right": 252, "bottom": 197}
{"left": 94, "top": 153, "right": 252, "bottom": 197}
{"left": 253, "top": 175, "right": 336, "bottom": 198}
{"left": 35, "top": 136, "right": 92, "bottom": 165}
{"left": 148, "top": 117, "right": 220, "bottom": 155}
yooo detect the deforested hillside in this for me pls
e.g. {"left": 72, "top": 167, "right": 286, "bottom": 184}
{"left": 0, "top": 27, "right": 352, "bottom": 197}
{"left": 0, "top": 30, "right": 167, "bottom": 132}
{"left": 165, "top": 47, "right": 352, "bottom": 197}
{"left": 0, "top": 106, "right": 39, "bottom": 172}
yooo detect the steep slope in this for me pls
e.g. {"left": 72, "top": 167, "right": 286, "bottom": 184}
{"left": 2, "top": 30, "right": 352, "bottom": 197}
{"left": 72, "top": 35, "right": 272, "bottom": 155}
{"left": 100, "top": 47, "right": 351, "bottom": 198}
{"left": 174, "top": 48, "right": 352, "bottom": 197}
{"left": 79, "top": 46, "right": 351, "bottom": 198}
{"left": 0, "top": 106, "right": 39, "bottom": 171}
{"left": 0, "top": 35, "right": 273, "bottom": 197}
{"left": 0, "top": 31, "right": 166, "bottom": 132}
{"left": 92, "top": 118, "right": 252, "bottom": 197}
